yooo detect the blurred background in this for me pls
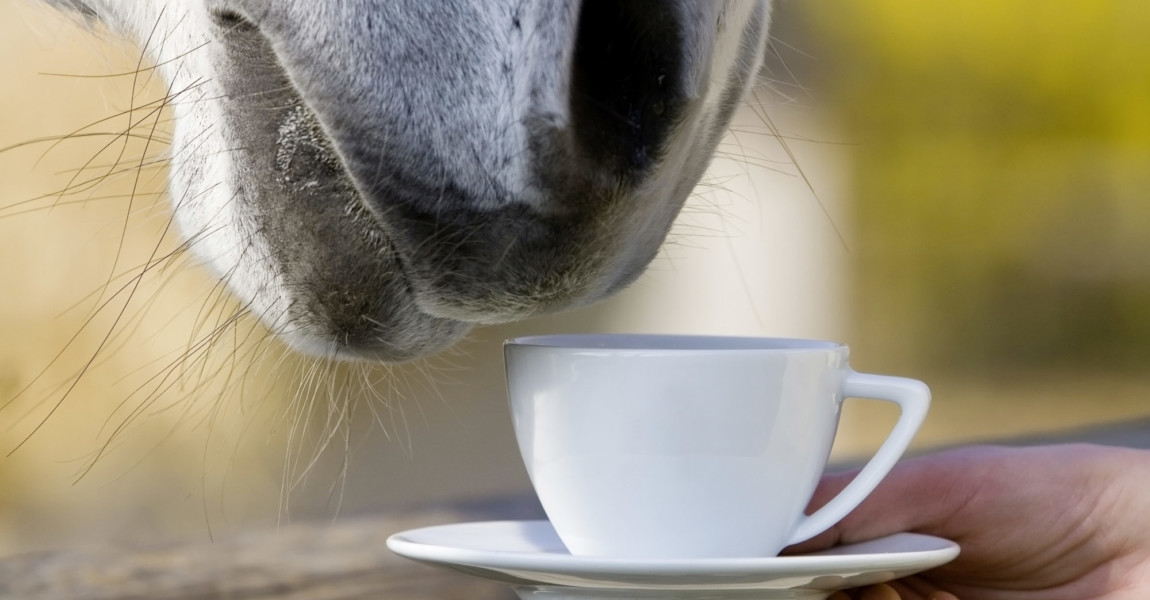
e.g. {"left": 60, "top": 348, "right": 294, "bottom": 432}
{"left": 1, "top": 0, "right": 1148, "bottom": 556}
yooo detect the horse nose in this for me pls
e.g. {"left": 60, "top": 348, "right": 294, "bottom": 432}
{"left": 570, "top": 0, "right": 693, "bottom": 180}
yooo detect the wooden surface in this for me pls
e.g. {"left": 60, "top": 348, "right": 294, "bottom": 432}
{"left": 2, "top": 421, "right": 1147, "bottom": 600}
{"left": 0, "top": 505, "right": 532, "bottom": 600}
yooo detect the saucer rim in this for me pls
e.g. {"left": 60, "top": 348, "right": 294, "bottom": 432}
{"left": 386, "top": 519, "right": 960, "bottom": 576}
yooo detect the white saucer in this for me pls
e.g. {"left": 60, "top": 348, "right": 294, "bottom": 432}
{"left": 387, "top": 520, "right": 960, "bottom": 600}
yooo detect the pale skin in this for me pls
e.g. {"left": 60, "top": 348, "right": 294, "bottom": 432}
{"left": 788, "top": 444, "right": 1150, "bottom": 600}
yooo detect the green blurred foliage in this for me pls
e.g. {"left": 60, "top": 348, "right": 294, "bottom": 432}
{"left": 803, "top": 1, "right": 1150, "bottom": 373}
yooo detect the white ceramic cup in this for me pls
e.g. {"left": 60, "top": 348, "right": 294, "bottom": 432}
{"left": 504, "top": 334, "right": 930, "bottom": 559}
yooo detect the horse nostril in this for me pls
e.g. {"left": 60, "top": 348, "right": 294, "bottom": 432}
{"left": 210, "top": 8, "right": 257, "bottom": 33}
{"left": 571, "top": 0, "right": 687, "bottom": 180}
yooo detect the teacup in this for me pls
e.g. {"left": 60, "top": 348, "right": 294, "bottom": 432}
{"left": 504, "top": 334, "right": 929, "bottom": 559}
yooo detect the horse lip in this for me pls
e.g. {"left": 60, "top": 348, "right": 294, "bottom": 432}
{"left": 208, "top": 20, "right": 478, "bottom": 360}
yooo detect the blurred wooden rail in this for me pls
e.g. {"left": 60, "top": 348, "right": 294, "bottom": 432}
{"left": 0, "top": 506, "right": 527, "bottom": 600}
{"left": 2, "top": 420, "right": 1147, "bottom": 600}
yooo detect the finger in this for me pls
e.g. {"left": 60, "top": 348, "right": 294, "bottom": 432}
{"left": 887, "top": 580, "right": 919, "bottom": 599}
{"left": 791, "top": 447, "right": 1000, "bottom": 552}
{"left": 887, "top": 581, "right": 959, "bottom": 600}
{"left": 860, "top": 583, "right": 901, "bottom": 600}
{"left": 887, "top": 579, "right": 958, "bottom": 600}
{"left": 893, "top": 576, "right": 947, "bottom": 600}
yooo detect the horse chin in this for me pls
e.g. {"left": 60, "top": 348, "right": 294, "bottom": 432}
{"left": 189, "top": 22, "right": 474, "bottom": 362}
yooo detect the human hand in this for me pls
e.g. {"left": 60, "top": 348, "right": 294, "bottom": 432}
{"left": 790, "top": 444, "right": 1150, "bottom": 600}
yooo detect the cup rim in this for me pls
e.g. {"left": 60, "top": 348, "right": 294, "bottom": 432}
{"left": 504, "top": 334, "right": 845, "bottom": 352}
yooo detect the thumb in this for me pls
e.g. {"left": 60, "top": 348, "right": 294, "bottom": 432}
{"left": 785, "top": 447, "right": 991, "bottom": 554}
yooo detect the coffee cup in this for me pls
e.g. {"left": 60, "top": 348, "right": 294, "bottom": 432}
{"left": 504, "top": 334, "right": 929, "bottom": 559}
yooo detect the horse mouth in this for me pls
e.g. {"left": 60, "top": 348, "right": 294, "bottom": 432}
{"left": 197, "top": 2, "right": 766, "bottom": 362}
{"left": 208, "top": 11, "right": 472, "bottom": 362}
{"left": 207, "top": 7, "right": 629, "bottom": 352}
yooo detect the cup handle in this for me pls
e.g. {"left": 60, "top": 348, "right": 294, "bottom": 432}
{"left": 786, "top": 369, "right": 931, "bottom": 546}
